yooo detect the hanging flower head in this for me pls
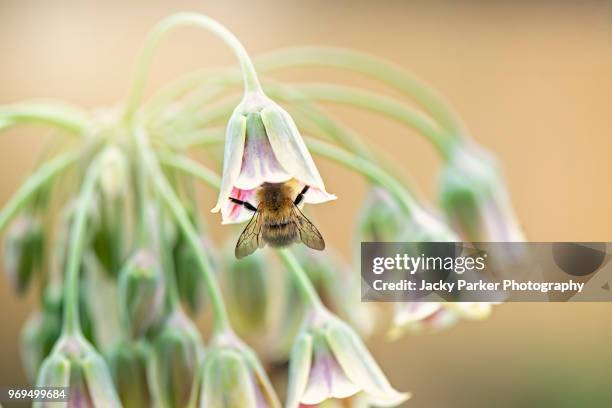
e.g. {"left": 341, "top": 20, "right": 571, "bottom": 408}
{"left": 286, "top": 310, "right": 409, "bottom": 408}
{"left": 212, "top": 91, "right": 336, "bottom": 224}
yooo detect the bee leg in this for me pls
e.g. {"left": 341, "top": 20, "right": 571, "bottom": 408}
{"left": 229, "top": 197, "right": 257, "bottom": 212}
{"left": 293, "top": 185, "right": 310, "bottom": 206}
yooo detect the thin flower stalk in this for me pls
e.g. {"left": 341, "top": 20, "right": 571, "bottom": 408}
{"left": 124, "top": 11, "right": 262, "bottom": 123}
{"left": 133, "top": 125, "right": 232, "bottom": 335}
{"left": 0, "top": 103, "right": 91, "bottom": 135}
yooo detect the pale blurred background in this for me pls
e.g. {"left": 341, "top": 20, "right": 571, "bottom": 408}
{"left": 1, "top": 0, "right": 612, "bottom": 407}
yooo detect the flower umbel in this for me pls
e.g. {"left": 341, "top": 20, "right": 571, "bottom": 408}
{"left": 212, "top": 91, "right": 335, "bottom": 224}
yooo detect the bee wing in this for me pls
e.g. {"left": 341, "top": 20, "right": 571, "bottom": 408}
{"left": 235, "top": 209, "right": 265, "bottom": 259}
{"left": 292, "top": 205, "right": 325, "bottom": 250}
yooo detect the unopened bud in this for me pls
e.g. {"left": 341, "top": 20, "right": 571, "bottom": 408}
{"left": 150, "top": 309, "right": 203, "bottom": 408}
{"left": 106, "top": 340, "right": 152, "bottom": 407}
{"left": 118, "top": 249, "right": 166, "bottom": 338}
{"left": 4, "top": 214, "right": 44, "bottom": 294}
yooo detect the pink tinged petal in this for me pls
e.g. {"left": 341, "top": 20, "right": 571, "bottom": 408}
{"left": 235, "top": 113, "right": 292, "bottom": 190}
{"left": 222, "top": 188, "right": 258, "bottom": 225}
{"left": 260, "top": 105, "right": 332, "bottom": 196}
{"left": 301, "top": 336, "right": 360, "bottom": 405}
{"left": 394, "top": 302, "right": 441, "bottom": 326}
{"left": 81, "top": 353, "right": 123, "bottom": 407}
{"left": 213, "top": 112, "right": 247, "bottom": 214}
{"left": 325, "top": 320, "right": 408, "bottom": 405}
{"left": 286, "top": 333, "right": 314, "bottom": 408}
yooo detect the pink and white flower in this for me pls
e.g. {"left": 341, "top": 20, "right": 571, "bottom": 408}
{"left": 212, "top": 91, "right": 335, "bottom": 224}
{"left": 287, "top": 311, "right": 409, "bottom": 408}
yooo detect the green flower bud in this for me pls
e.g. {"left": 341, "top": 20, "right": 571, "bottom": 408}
{"left": 106, "top": 340, "right": 152, "bottom": 408}
{"left": 4, "top": 214, "right": 44, "bottom": 294}
{"left": 33, "top": 334, "right": 121, "bottom": 407}
{"left": 150, "top": 309, "right": 203, "bottom": 408}
{"left": 97, "top": 145, "right": 129, "bottom": 199}
{"left": 118, "top": 249, "right": 166, "bottom": 338}
{"left": 174, "top": 235, "right": 216, "bottom": 314}
{"left": 439, "top": 143, "right": 524, "bottom": 242}
{"left": 357, "top": 188, "right": 407, "bottom": 242}
{"left": 222, "top": 249, "right": 271, "bottom": 333}
{"left": 199, "top": 332, "right": 280, "bottom": 408}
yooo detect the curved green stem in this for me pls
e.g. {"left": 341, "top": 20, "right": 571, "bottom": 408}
{"left": 123, "top": 12, "right": 262, "bottom": 123}
{"left": 277, "top": 249, "right": 325, "bottom": 311}
{"left": 0, "top": 151, "right": 80, "bottom": 233}
{"left": 133, "top": 126, "right": 231, "bottom": 334}
{"left": 254, "top": 46, "right": 464, "bottom": 137}
{"left": 152, "top": 74, "right": 453, "bottom": 159}
{"left": 288, "top": 83, "right": 452, "bottom": 159}
{"left": 0, "top": 103, "right": 91, "bottom": 135}
{"left": 62, "top": 158, "right": 103, "bottom": 336}
{"left": 157, "top": 151, "right": 221, "bottom": 188}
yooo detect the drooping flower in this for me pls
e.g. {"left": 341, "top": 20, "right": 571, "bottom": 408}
{"left": 212, "top": 90, "right": 335, "bottom": 224}
{"left": 439, "top": 142, "right": 525, "bottom": 243}
{"left": 286, "top": 310, "right": 409, "bottom": 408}
{"left": 34, "top": 334, "right": 122, "bottom": 408}
{"left": 199, "top": 331, "right": 280, "bottom": 408}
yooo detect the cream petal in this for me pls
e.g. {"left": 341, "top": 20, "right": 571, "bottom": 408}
{"left": 212, "top": 111, "right": 247, "bottom": 214}
{"left": 81, "top": 353, "right": 123, "bottom": 407}
{"left": 325, "top": 320, "right": 408, "bottom": 404}
{"left": 260, "top": 105, "right": 331, "bottom": 195}
{"left": 222, "top": 188, "right": 258, "bottom": 225}
{"left": 286, "top": 334, "right": 314, "bottom": 408}
{"left": 301, "top": 338, "right": 360, "bottom": 405}
{"left": 393, "top": 302, "right": 441, "bottom": 326}
{"left": 200, "top": 349, "right": 258, "bottom": 408}
{"left": 235, "top": 113, "right": 292, "bottom": 190}
{"left": 303, "top": 186, "right": 337, "bottom": 205}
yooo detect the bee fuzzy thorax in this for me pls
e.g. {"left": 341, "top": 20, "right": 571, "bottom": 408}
{"left": 232, "top": 181, "right": 326, "bottom": 258}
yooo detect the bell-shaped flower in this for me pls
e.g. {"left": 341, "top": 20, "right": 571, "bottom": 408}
{"left": 212, "top": 91, "right": 335, "bottom": 224}
{"left": 286, "top": 310, "right": 409, "bottom": 408}
{"left": 199, "top": 331, "right": 280, "bottom": 408}
{"left": 439, "top": 142, "right": 524, "bottom": 243}
{"left": 34, "top": 333, "right": 122, "bottom": 407}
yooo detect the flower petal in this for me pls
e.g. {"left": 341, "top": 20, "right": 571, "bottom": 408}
{"left": 213, "top": 111, "right": 247, "bottom": 214}
{"left": 260, "top": 105, "right": 331, "bottom": 195}
{"left": 201, "top": 349, "right": 258, "bottom": 408}
{"left": 235, "top": 113, "right": 292, "bottom": 190}
{"left": 222, "top": 188, "right": 258, "bottom": 225}
{"left": 286, "top": 333, "right": 313, "bottom": 408}
{"left": 81, "top": 352, "right": 123, "bottom": 407}
{"left": 325, "top": 319, "right": 408, "bottom": 405}
{"left": 301, "top": 336, "right": 360, "bottom": 405}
